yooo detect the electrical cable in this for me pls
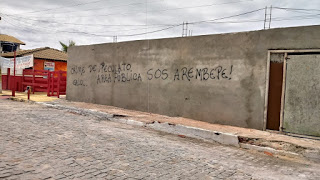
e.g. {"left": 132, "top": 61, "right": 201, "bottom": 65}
{"left": 1, "top": 14, "right": 175, "bottom": 34}
{"left": 0, "top": 13, "right": 173, "bottom": 27}
{"left": 273, "top": 7, "right": 320, "bottom": 12}
{"left": 2, "top": 14, "right": 180, "bottom": 37}
{"left": 3, "top": 6, "right": 318, "bottom": 40}
{"left": 189, "top": 7, "right": 265, "bottom": 25}
{"left": 12, "top": 0, "right": 108, "bottom": 15}
{"left": 8, "top": 0, "right": 255, "bottom": 19}
{"left": 24, "top": 0, "right": 161, "bottom": 16}
{"left": 0, "top": 13, "right": 172, "bottom": 27}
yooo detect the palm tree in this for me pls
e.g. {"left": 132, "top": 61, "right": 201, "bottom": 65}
{"left": 59, "top": 40, "right": 76, "bottom": 52}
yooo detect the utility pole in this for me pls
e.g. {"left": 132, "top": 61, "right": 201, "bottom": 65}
{"left": 264, "top": 6, "right": 272, "bottom": 29}
{"left": 182, "top": 22, "right": 188, "bottom": 37}
{"left": 113, "top": 36, "right": 117, "bottom": 43}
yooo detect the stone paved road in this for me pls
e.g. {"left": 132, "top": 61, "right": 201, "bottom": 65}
{"left": 0, "top": 99, "right": 319, "bottom": 180}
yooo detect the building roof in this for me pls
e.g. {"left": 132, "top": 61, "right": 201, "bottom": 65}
{"left": 1, "top": 47, "right": 67, "bottom": 61}
{"left": 0, "top": 34, "right": 25, "bottom": 45}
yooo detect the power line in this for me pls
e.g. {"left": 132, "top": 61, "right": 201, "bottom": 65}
{"left": 1, "top": 0, "right": 255, "bottom": 28}
{"left": 3, "top": 7, "right": 266, "bottom": 37}
{"left": 2, "top": 15, "right": 112, "bottom": 37}
{"left": 13, "top": 0, "right": 108, "bottom": 15}
{"left": 2, "top": 7, "right": 266, "bottom": 38}
{"left": 188, "top": 7, "right": 265, "bottom": 25}
{"left": 23, "top": 0, "right": 161, "bottom": 16}
{"left": 4, "top": 13, "right": 319, "bottom": 39}
{"left": 272, "top": 14, "right": 320, "bottom": 21}
{"left": 3, "top": 14, "right": 180, "bottom": 37}
{"left": 0, "top": 13, "right": 172, "bottom": 28}
{"left": 4, "top": 6, "right": 318, "bottom": 41}
{"left": 10, "top": 0, "right": 255, "bottom": 19}
{"left": 272, "top": 7, "right": 319, "bottom": 15}
{"left": 273, "top": 7, "right": 320, "bottom": 12}
{"left": 1, "top": 14, "right": 174, "bottom": 34}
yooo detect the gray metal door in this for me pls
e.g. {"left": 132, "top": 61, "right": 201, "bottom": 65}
{"left": 283, "top": 54, "right": 320, "bottom": 137}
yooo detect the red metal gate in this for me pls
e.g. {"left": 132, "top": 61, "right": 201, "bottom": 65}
{"left": 22, "top": 69, "right": 66, "bottom": 98}
{"left": 47, "top": 71, "right": 67, "bottom": 98}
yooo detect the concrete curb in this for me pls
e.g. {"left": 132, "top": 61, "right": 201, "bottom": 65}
{"left": 33, "top": 101, "right": 320, "bottom": 162}
{"left": 36, "top": 102, "right": 240, "bottom": 147}
{"left": 147, "top": 121, "right": 239, "bottom": 147}
{"left": 36, "top": 102, "right": 114, "bottom": 119}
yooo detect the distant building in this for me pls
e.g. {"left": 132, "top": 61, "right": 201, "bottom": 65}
{"left": 0, "top": 34, "right": 25, "bottom": 53}
{"left": 1, "top": 47, "right": 67, "bottom": 71}
{"left": 1, "top": 47, "right": 67, "bottom": 91}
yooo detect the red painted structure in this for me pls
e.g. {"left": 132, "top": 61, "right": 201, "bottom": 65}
{"left": 1, "top": 69, "right": 66, "bottom": 97}
{"left": 1, "top": 69, "right": 23, "bottom": 92}
{"left": 22, "top": 69, "right": 66, "bottom": 97}
{"left": 34, "top": 59, "right": 67, "bottom": 72}
{"left": 12, "top": 51, "right": 16, "bottom": 96}
{"left": 1, "top": 47, "right": 68, "bottom": 93}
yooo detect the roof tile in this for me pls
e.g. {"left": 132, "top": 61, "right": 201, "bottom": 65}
{"left": 0, "top": 34, "right": 25, "bottom": 45}
{"left": 1, "top": 47, "right": 67, "bottom": 61}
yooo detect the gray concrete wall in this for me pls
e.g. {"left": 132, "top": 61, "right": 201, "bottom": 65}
{"left": 67, "top": 25, "right": 320, "bottom": 130}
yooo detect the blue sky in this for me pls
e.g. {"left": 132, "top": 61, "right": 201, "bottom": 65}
{"left": 0, "top": 0, "right": 319, "bottom": 50}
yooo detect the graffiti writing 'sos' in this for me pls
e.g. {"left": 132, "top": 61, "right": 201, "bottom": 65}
{"left": 71, "top": 62, "right": 234, "bottom": 87}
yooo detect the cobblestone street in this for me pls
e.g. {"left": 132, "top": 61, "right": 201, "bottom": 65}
{"left": 0, "top": 99, "right": 319, "bottom": 180}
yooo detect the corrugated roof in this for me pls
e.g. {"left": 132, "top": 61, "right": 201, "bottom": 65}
{"left": 0, "top": 34, "right": 25, "bottom": 45}
{"left": 1, "top": 47, "right": 67, "bottom": 61}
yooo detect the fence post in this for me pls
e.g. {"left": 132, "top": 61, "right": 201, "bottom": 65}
{"left": 32, "top": 70, "right": 35, "bottom": 94}
{"left": 47, "top": 71, "right": 50, "bottom": 96}
{"left": 57, "top": 71, "right": 61, "bottom": 98}
{"left": 51, "top": 71, "right": 54, "bottom": 96}
{"left": 22, "top": 69, "right": 25, "bottom": 91}
{"left": 28, "top": 87, "right": 30, "bottom": 101}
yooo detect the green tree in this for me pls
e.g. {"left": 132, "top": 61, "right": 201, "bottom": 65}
{"left": 59, "top": 40, "right": 76, "bottom": 52}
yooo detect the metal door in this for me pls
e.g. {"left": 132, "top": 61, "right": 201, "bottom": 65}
{"left": 266, "top": 62, "right": 283, "bottom": 130}
{"left": 283, "top": 54, "right": 320, "bottom": 137}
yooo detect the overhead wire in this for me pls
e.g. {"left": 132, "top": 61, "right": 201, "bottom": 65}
{"left": 1, "top": 13, "right": 175, "bottom": 35}
{"left": 188, "top": 7, "right": 265, "bottom": 25}
{"left": 2, "top": 13, "right": 179, "bottom": 37}
{"left": 2, "top": 2, "right": 319, "bottom": 49}
{"left": 1, "top": 0, "right": 256, "bottom": 28}
{"left": 1, "top": 7, "right": 267, "bottom": 38}
{"left": 273, "top": 7, "right": 320, "bottom": 12}
{"left": 270, "top": 7, "right": 320, "bottom": 21}
{"left": 272, "top": 14, "right": 320, "bottom": 21}
{"left": 8, "top": 0, "right": 255, "bottom": 19}
{"left": 2, "top": 5, "right": 318, "bottom": 41}
{"left": 23, "top": 0, "right": 162, "bottom": 16}
{"left": 0, "top": 13, "right": 172, "bottom": 27}
{"left": 12, "top": 0, "right": 108, "bottom": 15}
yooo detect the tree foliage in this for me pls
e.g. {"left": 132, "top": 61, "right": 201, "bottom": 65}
{"left": 59, "top": 40, "right": 76, "bottom": 52}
